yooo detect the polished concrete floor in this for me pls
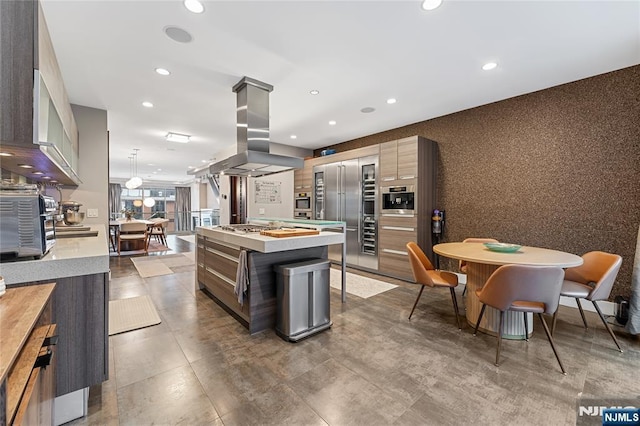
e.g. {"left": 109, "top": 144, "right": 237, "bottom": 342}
{"left": 70, "top": 235, "right": 639, "bottom": 425}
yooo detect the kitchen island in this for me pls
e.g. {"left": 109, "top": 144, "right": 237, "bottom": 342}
{"left": 0, "top": 225, "right": 110, "bottom": 423}
{"left": 196, "top": 220, "right": 345, "bottom": 334}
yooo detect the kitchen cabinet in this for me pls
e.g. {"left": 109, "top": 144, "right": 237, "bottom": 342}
{"left": 378, "top": 216, "right": 418, "bottom": 281}
{"left": 294, "top": 162, "right": 313, "bottom": 191}
{"left": 0, "top": 0, "right": 80, "bottom": 185}
{"left": 379, "top": 137, "right": 418, "bottom": 183}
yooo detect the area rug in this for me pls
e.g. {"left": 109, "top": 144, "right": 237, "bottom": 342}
{"left": 109, "top": 295, "right": 161, "bottom": 335}
{"left": 329, "top": 268, "right": 397, "bottom": 299}
{"left": 130, "top": 253, "right": 195, "bottom": 278}
{"left": 177, "top": 235, "right": 196, "bottom": 244}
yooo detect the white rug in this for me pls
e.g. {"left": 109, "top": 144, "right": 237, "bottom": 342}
{"left": 178, "top": 235, "right": 196, "bottom": 244}
{"left": 130, "top": 258, "right": 174, "bottom": 278}
{"left": 109, "top": 295, "right": 161, "bottom": 335}
{"left": 329, "top": 268, "right": 397, "bottom": 299}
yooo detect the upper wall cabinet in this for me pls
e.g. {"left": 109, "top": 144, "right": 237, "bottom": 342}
{"left": 0, "top": 0, "right": 80, "bottom": 185}
{"left": 379, "top": 136, "right": 418, "bottom": 183}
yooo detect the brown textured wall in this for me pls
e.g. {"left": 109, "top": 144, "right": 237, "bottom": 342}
{"left": 316, "top": 65, "right": 640, "bottom": 300}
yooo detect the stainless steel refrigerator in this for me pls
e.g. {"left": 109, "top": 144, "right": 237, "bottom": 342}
{"left": 313, "top": 156, "right": 378, "bottom": 270}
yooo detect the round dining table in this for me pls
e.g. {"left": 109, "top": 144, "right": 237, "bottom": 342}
{"left": 433, "top": 242, "right": 583, "bottom": 340}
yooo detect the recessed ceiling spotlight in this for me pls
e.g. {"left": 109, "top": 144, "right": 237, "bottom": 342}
{"left": 142, "top": 101, "right": 154, "bottom": 108}
{"left": 50, "top": 180, "right": 57, "bottom": 183}
{"left": 157, "top": 168, "right": 162, "bottom": 171}
{"left": 329, "top": 120, "right": 336, "bottom": 126}
{"left": 310, "top": 90, "right": 319, "bottom": 95}
{"left": 0, "top": 152, "right": 14, "bottom": 157}
{"left": 361, "top": 107, "right": 375, "bottom": 113}
{"left": 201, "top": 160, "right": 207, "bottom": 163}
{"left": 164, "top": 26, "right": 193, "bottom": 43}
{"left": 155, "top": 68, "right": 171, "bottom": 76}
{"left": 188, "top": 166, "right": 194, "bottom": 169}
{"left": 386, "top": 98, "right": 397, "bottom": 104}
{"left": 184, "top": 0, "right": 204, "bottom": 13}
{"left": 147, "top": 163, "right": 154, "bottom": 166}
{"left": 482, "top": 62, "right": 498, "bottom": 71}
{"left": 290, "top": 135, "right": 297, "bottom": 139}
{"left": 41, "top": 176, "right": 51, "bottom": 180}
{"left": 166, "top": 132, "right": 191, "bottom": 143}
{"left": 18, "top": 164, "right": 33, "bottom": 169}
{"left": 32, "top": 171, "right": 44, "bottom": 175}
{"left": 421, "top": 0, "right": 443, "bottom": 11}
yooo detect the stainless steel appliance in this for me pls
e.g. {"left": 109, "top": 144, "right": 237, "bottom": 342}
{"left": 313, "top": 155, "right": 378, "bottom": 270}
{"left": 0, "top": 191, "right": 57, "bottom": 259}
{"left": 381, "top": 185, "right": 415, "bottom": 215}
{"left": 295, "top": 193, "right": 311, "bottom": 210}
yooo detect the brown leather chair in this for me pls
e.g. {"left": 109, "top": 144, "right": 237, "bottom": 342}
{"left": 406, "top": 242, "right": 461, "bottom": 329}
{"left": 117, "top": 221, "right": 149, "bottom": 255}
{"left": 460, "top": 238, "right": 498, "bottom": 296}
{"left": 551, "top": 251, "right": 623, "bottom": 352}
{"left": 473, "top": 264, "right": 566, "bottom": 374}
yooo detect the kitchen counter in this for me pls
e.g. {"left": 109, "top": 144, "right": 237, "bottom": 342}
{"left": 196, "top": 226, "right": 345, "bottom": 253}
{"left": 0, "top": 225, "right": 109, "bottom": 285}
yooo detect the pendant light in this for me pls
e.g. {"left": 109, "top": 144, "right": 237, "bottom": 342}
{"left": 129, "top": 149, "right": 143, "bottom": 189}
{"left": 125, "top": 155, "right": 136, "bottom": 189}
{"left": 143, "top": 197, "right": 156, "bottom": 207}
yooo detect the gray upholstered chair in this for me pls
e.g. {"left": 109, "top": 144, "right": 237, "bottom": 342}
{"left": 473, "top": 264, "right": 566, "bottom": 374}
{"left": 406, "top": 242, "right": 461, "bottom": 329}
{"left": 551, "top": 251, "right": 623, "bottom": 352}
{"left": 117, "top": 221, "right": 149, "bottom": 255}
{"left": 460, "top": 238, "right": 499, "bottom": 296}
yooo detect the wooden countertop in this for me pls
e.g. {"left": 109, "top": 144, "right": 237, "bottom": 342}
{"left": 0, "top": 283, "right": 55, "bottom": 383}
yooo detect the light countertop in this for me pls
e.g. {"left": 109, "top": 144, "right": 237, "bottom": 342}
{"left": 433, "top": 242, "right": 583, "bottom": 267}
{"left": 196, "top": 226, "right": 345, "bottom": 253}
{"left": 0, "top": 225, "right": 110, "bottom": 285}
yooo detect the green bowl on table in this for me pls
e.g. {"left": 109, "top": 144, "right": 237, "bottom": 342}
{"left": 483, "top": 242, "right": 522, "bottom": 253}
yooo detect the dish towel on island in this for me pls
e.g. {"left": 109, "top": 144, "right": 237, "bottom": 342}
{"left": 235, "top": 249, "right": 249, "bottom": 306}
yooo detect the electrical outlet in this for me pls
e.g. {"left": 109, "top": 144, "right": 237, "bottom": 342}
{"left": 87, "top": 208, "right": 98, "bottom": 218}
{"left": 259, "top": 208, "right": 265, "bottom": 215}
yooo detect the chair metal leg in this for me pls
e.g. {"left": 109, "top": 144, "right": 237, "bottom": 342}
{"left": 474, "top": 304, "right": 486, "bottom": 336}
{"left": 495, "top": 311, "right": 504, "bottom": 366}
{"left": 462, "top": 286, "right": 467, "bottom": 297}
{"left": 551, "top": 310, "right": 558, "bottom": 336}
{"left": 576, "top": 298, "right": 589, "bottom": 329}
{"left": 538, "top": 313, "right": 567, "bottom": 375}
{"left": 408, "top": 285, "right": 425, "bottom": 320}
{"left": 592, "top": 301, "right": 623, "bottom": 353}
{"left": 523, "top": 312, "right": 529, "bottom": 341}
{"left": 449, "top": 287, "right": 461, "bottom": 330}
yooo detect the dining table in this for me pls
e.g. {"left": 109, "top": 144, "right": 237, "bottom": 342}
{"left": 109, "top": 219, "right": 154, "bottom": 252}
{"left": 433, "top": 242, "right": 583, "bottom": 340}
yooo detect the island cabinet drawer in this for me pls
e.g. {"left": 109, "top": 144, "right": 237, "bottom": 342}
{"left": 379, "top": 250, "right": 413, "bottom": 281}
{"left": 204, "top": 246, "right": 239, "bottom": 281}
{"left": 203, "top": 238, "right": 241, "bottom": 258}
{"left": 378, "top": 227, "right": 417, "bottom": 253}
{"left": 202, "top": 266, "right": 249, "bottom": 321}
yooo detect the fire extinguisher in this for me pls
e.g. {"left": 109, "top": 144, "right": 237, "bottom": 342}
{"left": 432, "top": 209, "right": 445, "bottom": 268}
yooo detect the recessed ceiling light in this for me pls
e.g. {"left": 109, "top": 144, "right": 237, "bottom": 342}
{"left": 32, "top": 171, "right": 44, "bottom": 175}
{"left": 188, "top": 166, "right": 194, "bottom": 169}
{"left": 482, "top": 62, "right": 498, "bottom": 71}
{"left": 386, "top": 98, "right": 397, "bottom": 104}
{"left": 41, "top": 176, "right": 51, "bottom": 180}
{"left": 147, "top": 163, "right": 154, "bottom": 166}
{"left": 166, "top": 132, "right": 191, "bottom": 143}
{"left": 421, "top": 0, "right": 443, "bottom": 11}
{"left": 201, "top": 160, "right": 207, "bottom": 163}
{"left": 361, "top": 107, "right": 375, "bottom": 113}
{"left": 329, "top": 120, "right": 336, "bottom": 126}
{"left": 142, "top": 101, "right": 154, "bottom": 108}
{"left": 18, "top": 164, "right": 33, "bottom": 169}
{"left": 310, "top": 90, "right": 319, "bottom": 95}
{"left": 50, "top": 180, "right": 57, "bottom": 183}
{"left": 164, "top": 26, "right": 193, "bottom": 43}
{"left": 155, "top": 68, "right": 171, "bottom": 76}
{"left": 0, "top": 152, "right": 14, "bottom": 157}
{"left": 184, "top": 0, "right": 204, "bottom": 13}
{"left": 157, "top": 168, "right": 162, "bottom": 171}
{"left": 290, "top": 135, "right": 297, "bottom": 139}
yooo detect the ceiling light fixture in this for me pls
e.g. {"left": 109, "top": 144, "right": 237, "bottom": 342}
{"left": 125, "top": 150, "right": 143, "bottom": 189}
{"left": 421, "top": 0, "right": 443, "bottom": 11}
{"left": 329, "top": 120, "right": 337, "bottom": 126}
{"left": 164, "top": 26, "right": 193, "bottom": 43}
{"left": 386, "top": 98, "right": 397, "bottom": 104}
{"left": 482, "top": 62, "right": 498, "bottom": 71}
{"left": 310, "top": 90, "right": 319, "bottom": 95}
{"left": 41, "top": 176, "right": 51, "bottom": 180}
{"left": 0, "top": 152, "right": 14, "bottom": 157}
{"left": 155, "top": 68, "right": 171, "bottom": 76}
{"left": 184, "top": 0, "right": 204, "bottom": 13}
{"left": 166, "top": 132, "right": 191, "bottom": 143}
{"left": 142, "top": 101, "right": 154, "bottom": 108}
{"left": 18, "top": 164, "right": 33, "bottom": 169}
{"left": 32, "top": 171, "right": 44, "bottom": 175}
{"left": 143, "top": 197, "right": 156, "bottom": 208}
{"left": 361, "top": 107, "right": 375, "bottom": 113}
{"left": 133, "top": 199, "right": 143, "bottom": 207}
{"left": 290, "top": 135, "right": 297, "bottom": 139}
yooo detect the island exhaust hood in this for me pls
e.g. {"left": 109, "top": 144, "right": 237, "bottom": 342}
{"left": 210, "top": 77, "right": 303, "bottom": 177}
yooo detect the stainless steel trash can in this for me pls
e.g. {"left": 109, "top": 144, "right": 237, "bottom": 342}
{"left": 274, "top": 259, "right": 332, "bottom": 342}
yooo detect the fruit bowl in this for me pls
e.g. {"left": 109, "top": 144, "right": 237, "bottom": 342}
{"left": 483, "top": 242, "right": 522, "bottom": 253}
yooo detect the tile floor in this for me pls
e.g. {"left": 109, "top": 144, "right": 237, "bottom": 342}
{"left": 70, "top": 235, "right": 639, "bottom": 425}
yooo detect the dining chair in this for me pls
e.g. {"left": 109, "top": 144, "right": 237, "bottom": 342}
{"left": 473, "top": 264, "right": 566, "bottom": 374}
{"left": 117, "top": 221, "right": 149, "bottom": 255}
{"left": 460, "top": 238, "right": 499, "bottom": 296}
{"left": 551, "top": 251, "right": 623, "bottom": 352}
{"left": 406, "top": 242, "right": 461, "bottom": 329}
{"left": 147, "top": 218, "right": 168, "bottom": 247}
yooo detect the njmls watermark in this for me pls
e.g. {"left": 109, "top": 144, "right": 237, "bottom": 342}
{"left": 577, "top": 397, "right": 640, "bottom": 426}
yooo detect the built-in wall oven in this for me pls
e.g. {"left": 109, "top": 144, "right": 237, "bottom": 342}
{"left": 294, "top": 192, "right": 312, "bottom": 220}
{"left": 381, "top": 185, "right": 415, "bottom": 215}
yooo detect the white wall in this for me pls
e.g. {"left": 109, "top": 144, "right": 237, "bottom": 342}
{"left": 61, "top": 105, "right": 109, "bottom": 231}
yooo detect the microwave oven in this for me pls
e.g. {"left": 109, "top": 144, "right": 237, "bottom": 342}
{"left": 381, "top": 185, "right": 415, "bottom": 215}
{"left": 0, "top": 193, "right": 57, "bottom": 260}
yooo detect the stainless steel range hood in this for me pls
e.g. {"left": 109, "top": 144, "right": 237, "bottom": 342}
{"left": 210, "top": 77, "right": 303, "bottom": 177}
